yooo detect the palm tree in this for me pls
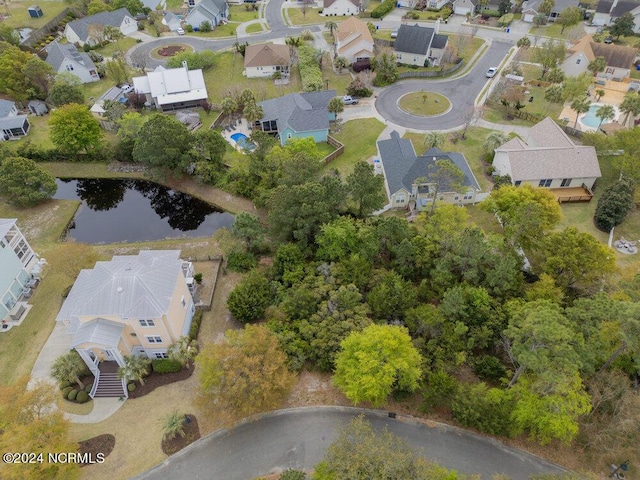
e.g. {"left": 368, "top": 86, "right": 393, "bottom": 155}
{"left": 168, "top": 336, "right": 199, "bottom": 369}
{"left": 220, "top": 97, "right": 237, "bottom": 123}
{"left": 596, "top": 104, "right": 615, "bottom": 129}
{"left": 118, "top": 355, "right": 150, "bottom": 386}
{"left": 423, "top": 131, "right": 445, "bottom": 149}
{"left": 334, "top": 56, "right": 348, "bottom": 73}
{"left": 482, "top": 131, "right": 509, "bottom": 152}
{"left": 619, "top": 91, "right": 640, "bottom": 126}
{"left": 570, "top": 97, "right": 591, "bottom": 128}
{"left": 328, "top": 97, "right": 344, "bottom": 125}
{"left": 595, "top": 89, "right": 605, "bottom": 102}
{"left": 325, "top": 21, "right": 338, "bottom": 39}
{"left": 162, "top": 410, "right": 187, "bottom": 440}
{"left": 51, "top": 351, "right": 87, "bottom": 389}
{"left": 243, "top": 101, "right": 264, "bottom": 128}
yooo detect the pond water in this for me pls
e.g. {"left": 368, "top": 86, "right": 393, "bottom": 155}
{"left": 54, "top": 178, "right": 234, "bottom": 244}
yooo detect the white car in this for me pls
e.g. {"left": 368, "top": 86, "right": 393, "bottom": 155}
{"left": 486, "top": 67, "right": 498, "bottom": 78}
{"left": 176, "top": 27, "right": 185, "bottom": 35}
{"left": 120, "top": 84, "right": 134, "bottom": 94}
{"left": 391, "top": 29, "right": 398, "bottom": 38}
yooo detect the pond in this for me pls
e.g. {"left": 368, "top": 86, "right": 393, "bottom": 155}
{"left": 54, "top": 178, "right": 234, "bottom": 244}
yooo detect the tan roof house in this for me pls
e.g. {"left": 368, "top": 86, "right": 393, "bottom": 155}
{"left": 492, "top": 118, "right": 601, "bottom": 202}
{"left": 560, "top": 36, "right": 639, "bottom": 81}
{"left": 55, "top": 250, "right": 196, "bottom": 398}
{"left": 335, "top": 17, "right": 374, "bottom": 65}
{"left": 244, "top": 43, "right": 291, "bottom": 79}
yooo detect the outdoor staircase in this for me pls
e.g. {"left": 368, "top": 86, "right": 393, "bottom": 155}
{"left": 92, "top": 373, "right": 127, "bottom": 398}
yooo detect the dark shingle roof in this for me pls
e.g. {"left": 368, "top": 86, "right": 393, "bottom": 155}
{"left": 395, "top": 24, "right": 435, "bottom": 55}
{"left": 45, "top": 41, "right": 97, "bottom": 72}
{"left": 432, "top": 34, "right": 448, "bottom": 49}
{"left": 258, "top": 90, "right": 335, "bottom": 134}
{"left": 596, "top": 0, "right": 614, "bottom": 13}
{"left": 377, "top": 131, "right": 480, "bottom": 195}
{"left": 66, "top": 8, "right": 133, "bottom": 42}
{"left": 611, "top": 0, "right": 640, "bottom": 16}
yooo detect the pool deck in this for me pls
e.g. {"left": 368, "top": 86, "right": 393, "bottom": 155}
{"left": 220, "top": 118, "right": 253, "bottom": 153}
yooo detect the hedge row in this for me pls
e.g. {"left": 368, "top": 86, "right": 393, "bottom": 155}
{"left": 298, "top": 44, "right": 323, "bottom": 92}
{"left": 498, "top": 13, "right": 514, "bottom": 27}
{"left": 371, "top": 0, "right": 395, "bottom": 18}
{"left": 594, "top": 177, "right": 635, "bottom": 231}
{"left": 189, "top": 309, "right": 204, "bottom": 341}
{"left": 152, "top": 358, "right": 183, "bottom": 374}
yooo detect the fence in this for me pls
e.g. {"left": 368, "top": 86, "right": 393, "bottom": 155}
{"left": 21, "top": 8, "right": 72, "bottom": 48}
{"left": 398, "top": 59, "right": 464, "bottom": 79}
{"left": 374, "top": 38, "right": 394, "bottom": 48}
{"left": 323, "top": 135, "right": 345, "bottom": 165}
{"left": 197, "top": 256, "right": 222, "bottom": 312}
{"left": 524, "top": 79, "right": 553, "bottom": 88}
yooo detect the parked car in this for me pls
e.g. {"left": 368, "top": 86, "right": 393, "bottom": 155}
{"left": 342, "top": 95, "right": 359, "bottom": 105}
{"left": 120, "top": 84, "right": 134, "bottom": 94}
{"left": 486, "top": 67, "right": 498, "bottom": 78}
{"left": 176, "top": 27, "right": 185, "bottom": 35}
{"left": 604, "top": 35, "right": 613, "bottom": 43}
{"left": 391, "top": 29, "right": 398, "bottom": 38}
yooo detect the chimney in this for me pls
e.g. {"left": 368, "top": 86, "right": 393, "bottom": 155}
{"left": 434, "top": 19, "right": 440, "bottom": 34}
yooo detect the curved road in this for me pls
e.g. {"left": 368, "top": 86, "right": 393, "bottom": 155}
{"left": 375, "top": 40, "right": 512, "bottom": 130}
{"left": 136, "top": 407, "right": 565, "bottom": 480}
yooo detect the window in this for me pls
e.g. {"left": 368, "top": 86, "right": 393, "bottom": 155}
{"left": 13, "top": 239, "right": 29, "bottom": 262}
{"left": 538, "top": 179, "right": 552, "bottom": 187}
{"left": 396, "top": 193, "right": 406, "bottom": 204}
{"left": 576, "top": 59, "right": 581, "bottom": 64}
{"left": 514, "top": 180, "right": 522, "bottom": 186}
{"left": 154, "top": 352, "right": 169, "bottom": 359}
{"left": 181, "top": 295, "right": 186, "bottom": 307}
{"left": 139, "top": 319, "right": 155, "bottom": 327}
{"left": 560, "top": 178, "right": 572, "bottom": 187}
{"left": 146, "top": 336, "right": 162, "bottom": 344}
{"left": 65, "top": 64, "right": 74, "bottom": 71}
{"left": 463, "top": 191, "right": 473, "bottom": 200}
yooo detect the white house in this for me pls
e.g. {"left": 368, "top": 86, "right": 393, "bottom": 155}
{"left": 244, "top": 43, "right": 291, "bottom": 78}
{"left": 132, "top": 63, "right": 208, "bottom": 112}
{"left": 335, "top": 16, "right": 374, "bottom": 64}
{"left": 394, "top": 23, "right": 449, "bottom": 67}
{"left": 453, "top": 0, "right": 477, "bottom": 15}
{"left": 560, "top": 36, "right": 638, "bottom": 80}
{"left": 0, "top": 100, "right": 30, "bottom": 142}
{"left": 322, "top": 0, "right": 362, "bottom": 16}
{"left": 184, "top": 0, "right": 229, "bottom": 31}
{"left": 492, "top": 117, "right": 601, "bottom": 201}
{"left": 55, "top": 250, "right": 196, "bottom": 398}
{"left": 0, "top": 219, "right": 39, "bottom": 328}
{"left": 45, "top": 42, "right": 100, "bottom": 84}
{"left": 377, "top": 131, "right": 481, "bottom": 211}
{"left": 65, "top": 8, "right": 137, "bottom": 47}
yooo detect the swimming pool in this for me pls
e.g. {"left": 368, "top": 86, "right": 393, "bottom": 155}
{"left": 230, "top": 132, "right": 255, "bottom": 151}
{"left": 580, "top": 103, "right": 616, "bottom": 128}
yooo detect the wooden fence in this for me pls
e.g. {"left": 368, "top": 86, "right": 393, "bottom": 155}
{"left": 398, "top": 59, "right": 464, "bottom": 79}
{"left": 323, "top": 135, "right": 345, "bottom": 165}
{"left": 197, "top": 256, "right": 222, "bottom": 312}
{"left": 484, "top": 100, "right": 583, "bottom": 138}
{"left": 21, "top": 8, "right": 72, "bottom": 48}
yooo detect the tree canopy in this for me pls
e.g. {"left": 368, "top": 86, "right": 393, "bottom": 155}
{"left": 49, "top": 103, "right": 103, "bottom": 154}
{"left": 132, "top": 114, "right": 194, "bottom": 171}
{"left": 0, "top": 156, "right": 57, "bottom": 207}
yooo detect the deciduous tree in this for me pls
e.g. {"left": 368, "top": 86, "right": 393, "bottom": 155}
{"left": 0, "top": 156, "right": 57, "bottom": 207}
{"left": 556, "top": 6, "right": 582, "bottom": 33}
{"left": 49, "top": 104, "right": 103, "bottom": 154}
{"left": 227, "top": 270, "right": 274, "bottom": 323}
{"left": 610, "top": 12, "right": 635, "bottom": 39}
{"left": 425, "top": 159, "right": 466, "bottom": 214}
{"left": 346, "top": 160, "right": 386, "bottom": 217}
{"left": 423, "top": 131, "right": 445, "bottom": 149}
{"left": 532, "top": 39, "right": 566, "bottom": 78}
{"left": 132, "top": 114, "right": 193, "bottom": 171}
{"left": 48, "top": 81, "right": 84, "bottom": 106}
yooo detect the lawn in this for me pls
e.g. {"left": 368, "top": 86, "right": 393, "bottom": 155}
{"left": 245, "top": 23, "right": 265, "bottom": 34}
{"left": 2, "top": 0, "right": 69, "bottom": 29}
{"left": 285, "top": 7, "right": 327, "bottom": 26}
{"left": 203, "top": 51, "right": 302, "bottom": 104}
{"left": 78, "top": 78, "right": 118, "bottom": 104}
{"left": 323, "top": 118, "right": 385, "bottom": 176}
{"left": 323, "top": 54, "right": 353, "bottom": 95}
{"left": 529, "top": 22, "right": 585, "bottom": 40}
{"left": 165, "top": 0, "right": 183, "bottom": 8}
{"left": 190, "top": 22, "right": 237, "bottom": 38}
{"left": 398, "top": 92, "right": 450, "bottom": 116}
{"left": 403, "top": 126, "right": 495, "bottom": 192}
{"left": 94, "top": 37, "right": 138, "bottom": 59}
{"left": 228, "top": 4, "right": 260, "bottom": 23}
{"left": 484, "top": 84, "right": 563, "bottom": 126}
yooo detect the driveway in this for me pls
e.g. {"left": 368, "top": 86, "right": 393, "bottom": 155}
{"left": 135, "top": 407, "right": 566, "bottom": 480}
{"left": 375, "top": 40, "right": 512, "bottom": 131}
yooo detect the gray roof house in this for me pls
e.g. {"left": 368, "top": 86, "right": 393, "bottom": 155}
{"left": 592, "top": 0, "right": 640, "bottom": 32}
{"left": 64, "top": 8, "right": 137, "bottom": 46}
{"left": 522, "top": 0, "right": 580, "bottom": 22}
{"left": 184, "top": 0, "right": 229, "bottom": 30}
{"left": 492, "top": 117, "right": 601, "bottom": 201}
{"left": 257, "top": 90, "right": 336, "bottom": 146}
{"left": 377, "top": 131, "right": 481, "bottom": 211}
{"left": 453, "top": 0, "right": 477, "bottom": 15}
{"left": 162, "top": 12, "right": 183, "bottom": 31}
{"left": 55, "top": 250, "right": 196, "bottom": 398}
{"left": 28, "top": 100, "right": 48, "bottom": 116}
{"left": 45, "top": 41, "right": 100, "bottom": 84}
{"left": 394, "top": 23, "right": 449, "bottom": 67}
{"left": 0, "top": 100, "right": 30, "bottom": 142}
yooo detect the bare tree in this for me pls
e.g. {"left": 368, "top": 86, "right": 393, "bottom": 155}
{"left": 130, "top": 49, "right": 148, "bottom": 74}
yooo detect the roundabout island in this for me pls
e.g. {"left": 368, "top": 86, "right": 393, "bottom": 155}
{"left": 398, "top": 91, "right": 451, "bottom": 117}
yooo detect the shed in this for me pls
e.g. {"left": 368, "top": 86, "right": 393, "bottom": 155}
{"left": 28, "top": 5, "right": 44, "bottom": 18}
{"left": 27, "top": 100, "right": 48, "bottom": 116}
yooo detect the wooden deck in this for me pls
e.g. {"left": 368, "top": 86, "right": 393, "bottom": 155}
{"left": 551, "top": 187, "right": 593, "bottom": 203}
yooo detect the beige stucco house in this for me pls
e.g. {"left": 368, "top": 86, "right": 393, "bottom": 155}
{"left": 55, "top": 250, "right": 195, "bottom": 397}
{"left": 244, "top": 43, "right": 291, "bottom": 79}
{"left": 335, "top": 17, "right": 374, "bottom": 65}
{"left": 560, "top": 36, "right": 638, "bottom": 80}
{"left": 493, "top": 117, "right": 601, "bottom": 201}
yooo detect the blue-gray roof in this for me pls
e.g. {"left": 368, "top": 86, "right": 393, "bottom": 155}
{"left": 66, "top": 8, "right": 133, "bottom": 42}
{"left": 45, "top": 41, "right": 97, "bottom": 72}
{"left": 186, "top": 0, "right": 227, "bottom": 23}
{"left": 0, "top": 115, "right": 29, "bottom": 130}
{"left": 258, "top": 90, "right": 336, "bottom": 134}
{"left": 432, "top": 33, "right": 448, "bottom": 49}
{"left": 395, "top": 24, "right": 435, "bottom": 55}
{"left": 377, "top": 131, "right": 480, "bottom": 195}
{"left": 71, "top": 318, "right": 124, "bottom": 348}
{"left": 0, "top": 99, "right": 15, "bottom": 118}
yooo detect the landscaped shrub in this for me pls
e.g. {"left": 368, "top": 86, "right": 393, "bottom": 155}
{"left": 85, "top": 383, "right": 93, "bottom": 392}
{"left": 193, "top": 273, "right": 203, "bottom": 284}
{"left": 371, "top": 0, "right": 394, "bottom": 18}
{"left": 498, "top": 13, "right": 514, "bottom": 27}
{"left": 347, "top": 77, "right": 373, "bottom": 97}
{"left": 352, "top": 58, "right": 371, "bottom": 73}
{"left": 76, "top": 391, "right": 90, "bottom": 403}
{"left": 482, "top": 9, "right": 501, "bottom": 17}
{"left": 67, "top": 389, "right": 79, "bottom": 401}
{"left": 127, "top": 382, "right": 136, "bottom": 392}
{"left": 189, "top": 309, "right": 203, "bottom": 340}
{"left": 227, "top": 251, "right": 258, "bottom": 272}
{"left": 298, "top": 44, "right": 323, "bottom": 92}
{"left": 451, "top": 383, "right": 515, "bottom": 436}
{"left": 280, "top": 470, "right": 307, "bottom": 480}
{"left": 594, "top": 177, "right": 635, "bottom": 232}
{"left": 62, "top": 386, "right": 74, "bottom": 398}
{"left": 152, "top": 358, "right": 183, "bottom": 374}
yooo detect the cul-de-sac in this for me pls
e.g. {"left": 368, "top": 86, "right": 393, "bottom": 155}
{"left": 1, "top": 0, "right": 639, "bottom": 478}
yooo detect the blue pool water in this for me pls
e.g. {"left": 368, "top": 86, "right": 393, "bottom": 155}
{"left": 230, "top": 132, "right": 255, "bottom": 151}
{"left": 581, "top": 104, "right": 612, "bottom": 128}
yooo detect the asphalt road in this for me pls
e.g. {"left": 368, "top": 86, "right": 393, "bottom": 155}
{"left": 136, "top": 407, "right": 565, "bottom": 480}
{"left": 375, "top": 40, "right": 513, "bottom": 131}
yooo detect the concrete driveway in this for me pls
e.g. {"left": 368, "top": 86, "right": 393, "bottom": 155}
{"left": 374, "top": 40, "right": 512, "bottom": 131}
{"left": 135, "top": 407, "right": 566, "bottom": 480}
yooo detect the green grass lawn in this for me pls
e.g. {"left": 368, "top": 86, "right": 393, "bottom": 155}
{"left": 245, "top": 23, "right": 264, "bottom": 34}
{"left": 529, "top": 22, "right": 585, "bottom": 39}
{"left": 484, "top": 83, "right": 563, "bottom": 126}
{"left": 323, "top": 55, "right": 353, "bottom": 95}
{"left": 520, "top": 63, "right": 543, "bottom": 82}
{"left": 403, "top": 126, "right": 495, "bottom": 192}
{"left": 165, "top": 0, "right": 183, "bottom": 8}
{"left": 228, "top": 4, "right": 260, "bottom": 23}
{"left": 190, "top": 22, "right": 237, "bottom": 37}
{"left": 78, "top": 78, "right": 117, "bottom": 103}
{"left": 285, "top": 7, "right": 327, "bottom": 26}
{"left": 203, "top": 51, "right": 302, "bottom": 104}
{"left": 94, "top": 37, "right": 138, "bottom": 58}
{"left": 324, "top": 118, "right": 385, "bottom": 176}
{"left": 398, "top": 92, "right": 450, "bottom": 116}
{"left": 3, "top": 0, "right": 69, "bottom": 29}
